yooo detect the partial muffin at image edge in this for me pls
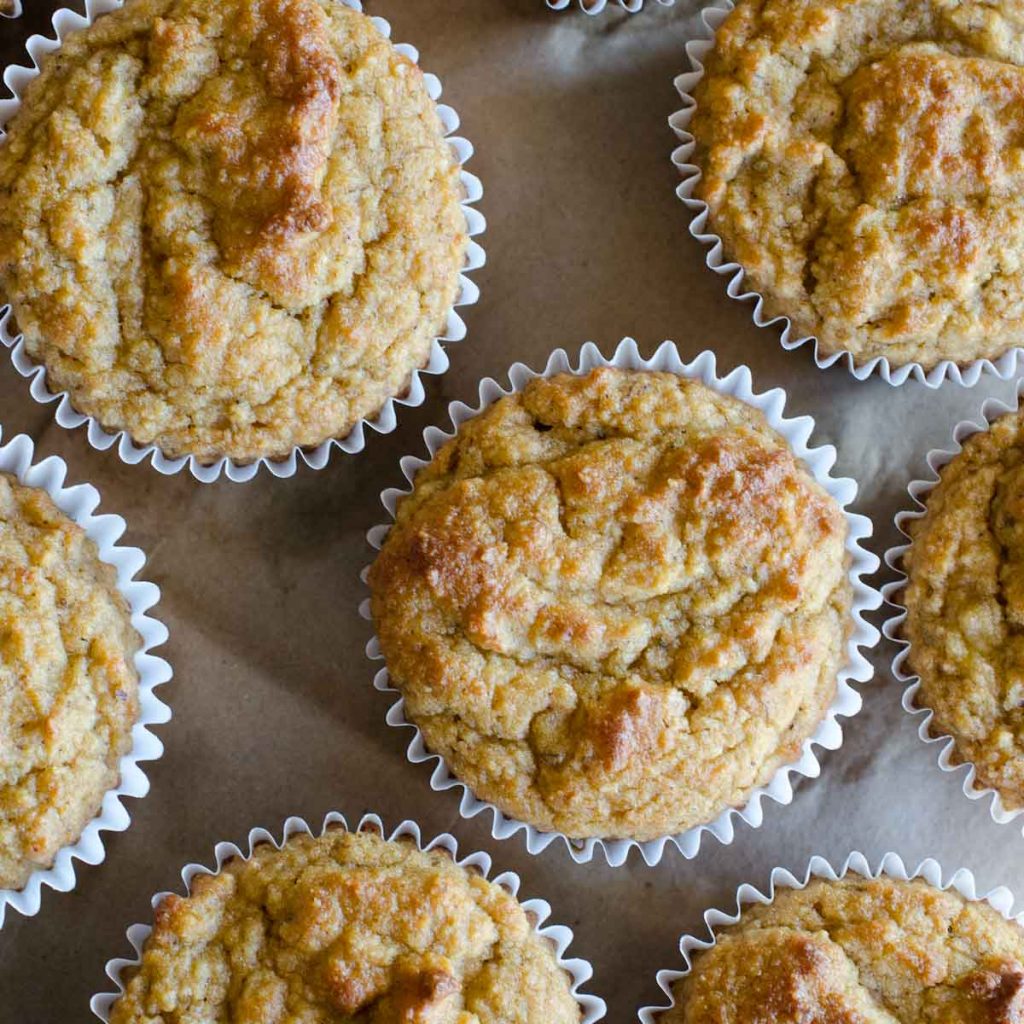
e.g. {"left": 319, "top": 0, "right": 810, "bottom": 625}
{"left": 900, "top": 406, "right": 1024, "bottom": 812}
{"left": 0, "top": 473, "right": 140, "bottom": 891}
{"left": 660, "top": 874, "right": 1024, "bottom": 1023}
{"left": 0, "top": 0, "right": 468, "bottom": 465}
{"left": 368, "top": 367, "right": 853, "bottom": 843}
{"left": 105, "top": 826, "right": 583, "bottom": 1024}
{"left": 690, "top": 0, "right": 1024, "bottom": 371}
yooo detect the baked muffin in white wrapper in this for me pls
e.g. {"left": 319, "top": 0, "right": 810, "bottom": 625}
{"left": 672, "top": 0, "right": 1024, "bottom": 387}
{"left": 91, "top": 812, "right": 607, "bottom": 1024}
{"left": 639, "top": 851, "right": 1024, "bottom": 1022}
{"left": 362, "top": 338, "right": 880, "bottom": 866}
{"left": 885, "top": 384, "right": 1024, "bottom": 839}
{"left": 0, "top": 0, "right": 484, "bottom": 481}
{"left": 0, "top": 431, "right": 171, "bottom": 927}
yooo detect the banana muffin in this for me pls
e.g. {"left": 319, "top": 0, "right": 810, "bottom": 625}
{"left": 0, "top": 0, "right": 467, "bottom": 464}
{"left": 0, "top": 474, "right": 140, "bottom": 890}
{"left": 901, "top": 408, "right": 1024, "bottom": 810}
{"left": 368, "top": 368, "right": 852, "bottom": 841}
{"left": 107, "top": 827, "right": 582, "bottom": 1023}
{"left": 664, "top": 875, "right": 1024, "bottom": 1023}
{"left": 691, "top": 0, "right": 1024, "bottom": 370}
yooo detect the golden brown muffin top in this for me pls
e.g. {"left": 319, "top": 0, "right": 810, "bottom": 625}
{"left": 902, "top": 408, "right": 1024, "bottom": 810}
{"left": 0, "top": 0, "right": 467, "bottom": 463}
{"left": 0, "top": 474, "right": 139, "bottom": 889}
{"left": 368, "top": 368, "right": 851, "bottom": 841}
{"left": 692, "top": 0, "right": 1024, "bottom": 370}
{"left": 108, "top": 828, "right": 581, "bottom": 1024}
{"left": 668, "top": 876, "right": 1024, "bottom": 1024}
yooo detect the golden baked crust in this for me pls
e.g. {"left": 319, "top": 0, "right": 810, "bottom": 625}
{"left": 691, "top": 0, "right": 1024, "bottom": 370}
{"left": 667, "top": 876, "right": 1024, "bottom": 1024}
{"left": 0, "top": 474, "right": 140, "bottom": 889}
{"left": 108, "top": 828, "right": 581, "bottom": 1024}
{"left": 368, "top": 368, "right": 851, "bottom": 841}
{"left": 0, "top": 0, "right": 467, "bottom": 463}
{"left": 902, "top": 408, "right": 1024, "bottom": 810}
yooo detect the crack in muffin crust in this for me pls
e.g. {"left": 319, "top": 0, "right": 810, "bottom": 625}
{"left": 0, "top": 474, "right": 140, "bottom": 890}
{"left": 368, "top": 368, "right": 852, "bottom": 841}
{"left": 666, "top": 877, "right": 1024, "bottom": 1024}
{"left": 0, "top": 0, "right": 467, "bottom": 463}
{"left": 902, "top": 408, "right": 1024, "bottom": 811}
{"left": 691, "top": 0, "right": 1024, "bottom": 369}
{"left": 107, "top": 828, "right": 582, "bottom": 1024}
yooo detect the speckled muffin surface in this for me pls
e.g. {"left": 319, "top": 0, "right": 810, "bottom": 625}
{"left": 0, "top": 0, "right": 467, "bottom": 464}
{"left": 108, "top": 827, "right": 581, "bottom": 1024}
{"left": 902, "top": 408, "right": 1024, "bottom": 811}
{"left": 691, "top": 0, "right": 1024, "bottom": 370}
{"left": 0, "top": 474, "right": 139, "bottom": 890}
{"left": 665, "top": 876, "right": 1024, "bottom": 1023}
{"left": 368, "top": 368, "right": 851, "bottom": 841}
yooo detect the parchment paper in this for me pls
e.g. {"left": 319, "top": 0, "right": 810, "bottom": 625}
{"left": 1, "top": 2, "right": 1022, "bottom": 1020}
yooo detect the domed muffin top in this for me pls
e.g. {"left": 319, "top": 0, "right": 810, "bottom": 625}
{"left": 0, "top": 0, "right": 467, "bottom": 462}
{"left": 369, "top": 368, "right": 851, "bottom": 841}
{"left": 108, "top": 827, "right": 582, "bottom": 1024}
{"left": 0, "top": 474, "right": 139, "bottom": 890}
{"left": 692, "top": 0, "right": 1024, "bottom": 369}
{"left": 903, "top": 406, "right": 1024, "bottom": 811}
{"left": 667, "top": 875, "right": 1024, "bottom": 1024}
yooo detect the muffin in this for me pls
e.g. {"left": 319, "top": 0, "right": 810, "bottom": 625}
{"left": 691, "top": 0, "right": 1024, "bottom": 370}
{"left": 368, "top": 367, "right": 852, "bottom": 841}
{"left": 663, "top": 875, "right": 1024, "bottom": 1023}
{"left": 0, "top": 474, "right": 140, "bottom": 890}
{"left": 107, "top": 826, "right": 582, "bottom": 1023}
{"left": 0, "top": 0, "right": 468, "bottom": 464}
{"left": 901, "top": 408, "right": 1024, "bottom": 811}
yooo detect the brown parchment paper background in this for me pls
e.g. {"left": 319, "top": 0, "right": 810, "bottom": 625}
{"left": 2, "top": 1, "right": 1024, "bottom": 1019}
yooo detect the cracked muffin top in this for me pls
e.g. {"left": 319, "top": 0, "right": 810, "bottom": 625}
{"left": 0, "top": 474, "right": 139, "bottom": 890}
{"left": 368, "top": 368, "right": 851, "bottom": 841}
{"left": 691, "top": 0, "right": 1024, "bottom": 370}
{"left": 665, "top": 875, "right": 1024, "bottom": 1024}
{"left": 0, "top": 0, "right": 467, "bottom": 464}
{"left": 107, "top": 827, "right": 581, "bottom": 1024}
{"left": 902, "top": 408, "right": 1024, "bottom": 812}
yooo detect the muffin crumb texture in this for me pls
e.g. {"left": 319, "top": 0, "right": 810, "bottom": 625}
{"left": 692, "top": 0, "right": 1024, "bottom": 369}
{"left": 903, "top": 407, "right": 1024, "bottom": 811}
{"left": 108, "top": 828, "right": 581, "bottom": 1024}
{"left": 369, "top": 368, "right": 851, "bottom": 841}
{"left": 0, "top": 474, "right": 139, "bottom": 890}
{"left": 0, "top": 0, "right": 467, "bottom": 463}
{"left": 667, "top": 876, "right": 1024, "bottom": 1024}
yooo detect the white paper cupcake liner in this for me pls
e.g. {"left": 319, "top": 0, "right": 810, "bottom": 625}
{"left": 547, "top": 0, "right": 674, "bottom": 13}
{"left": 89, "top": 811, "right": 607, "bottom": 1023}
{"left": 0, "top": 0, "right": 485, "bottom": 483}
{"left": 0, "top": 431, "right": 172, "bottom": 928}
{"left": 883, "top": 384, "right": 1024, "bottom": 835}
{"left": 1, "top": 1, "right": 21, "bottom": 19}
{"left": 360, "top": 337, "right": 881, "bottom": 867}
{"left": 637, "top": 850, "right": 1022, "bottom": 1022}
{"left": 669, "top": 0, "right": 1024, "bottom": 388}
